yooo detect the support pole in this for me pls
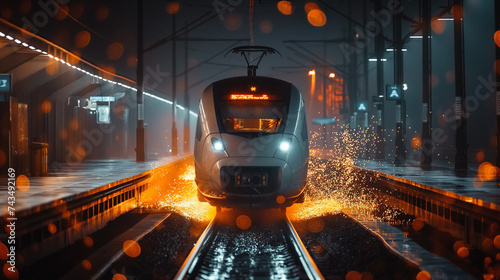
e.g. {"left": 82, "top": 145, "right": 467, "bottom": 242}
{"left": 421, "top": 0, "right": 432, "bottom": 167}
{"left": 136, "top": 0, "right": 145, "bottom": 162}
{"left": 348, "top": 0, "right": 358, "bottom": 129}
{"left": 453, "top": 0, "right": 467, "bottom": 173}
{"left": 183, "top": 22, "right": 190, "bottom": 155}
{"left": 171, "top": 13, "right": 178, "bottom": 156}
{"left": 495, "top": 1, "right": 500, "bottom": 167}
{"left": 323, "top": 42, "right": 327, "bottom": 148}
{"left": 375, "top": 0, "right": 385, "bottom": 160}
{"left": 394, "top": 11, "right": 406, "bottom": 165}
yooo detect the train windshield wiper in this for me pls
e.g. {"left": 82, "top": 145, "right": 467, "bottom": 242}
{"left": 260, "top": 118, "right": 281, "bottom": 132}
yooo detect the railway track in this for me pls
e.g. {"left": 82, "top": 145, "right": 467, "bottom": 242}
{"left": 175, "top": 210, "right": 324, "bottom": 280}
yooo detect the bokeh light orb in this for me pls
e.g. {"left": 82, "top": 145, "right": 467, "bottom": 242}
{"left": 277, "top": 1, "right": 293, "bottom": 15}
{"left": 307, "top": 9, "right": 327, "bottom": 27}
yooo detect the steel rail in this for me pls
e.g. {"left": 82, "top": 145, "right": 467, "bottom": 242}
{"left": 284, "top": 217, "right": 325, "bottom": 280}
{"left": 175, "top": 213, "right": 324, "bottom": 280}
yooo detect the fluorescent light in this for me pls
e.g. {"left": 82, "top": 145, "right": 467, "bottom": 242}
{"left": 410, "top": 35, "right": 433, "bottom": 39}
{"left": 3, "top": 32, "right": 181, "bottom": 113}
{"left": 144, "top": 92, "right": 173, "bottom": 104}
{"left": 386, "top": 48, "right": 407, "bottom": 52}
{"left": 437, "top": 18, "right": 454, "bottom": 21}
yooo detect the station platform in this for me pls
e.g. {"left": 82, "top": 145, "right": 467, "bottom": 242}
{"left": 356, "top": 159, "right": 500, "bottom": 206}
{"left": 1, "top": 156, "right": 183, "bottom": 217}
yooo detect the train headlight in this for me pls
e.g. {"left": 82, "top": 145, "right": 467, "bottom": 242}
{"left": 211, "top": 138, "right": 225, "bottom": 151}
{"left": 279, "top": 138, "right": 292, "bottom": 152}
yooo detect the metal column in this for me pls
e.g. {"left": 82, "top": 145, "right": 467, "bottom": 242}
{"left": 453, "top": 0, "right": 467, "bottom": 173}
{"left": 421, "top": 0, "right": 432, "bottom": 167}
{"left": 171, "top": 13, "right": 178, "bottom": 156}
{"left": 375, "top": 0, "right": 385, "bottom": 160}
{"left": 495, "top": 1, "right": 500, "bottom": 167}
{"left": 136, "top": 0, "right": 145, "bottom": 162}
{"left": 183, "top": 23, "right": 190, "bottom": 155}
{"left": 394, "top": 11, "right": 406, "bottom": 165}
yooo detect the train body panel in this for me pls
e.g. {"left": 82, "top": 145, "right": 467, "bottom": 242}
{"left": 194, "top": 76, "right": 309, "bottom": 208}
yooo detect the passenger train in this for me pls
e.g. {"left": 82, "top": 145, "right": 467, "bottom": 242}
{"left": 194, "top": 47, "right": 309, "bottom": 208}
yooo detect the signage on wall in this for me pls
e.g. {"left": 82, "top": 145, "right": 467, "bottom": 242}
{"left": 386, "top": 85, "right": 402, "bottom": 100}
{"left": 0, "top": 74, "right": 12, "bottom": 92}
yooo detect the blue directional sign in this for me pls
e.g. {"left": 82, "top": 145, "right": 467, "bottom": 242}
{"left": 386, "top": 85, "right": 402, "bottom": 100}
{"left": 0, "top": 74, "right": 12, "bottom": 92}
{"left": 313, "top": 118, "right": 336, "bottom": 125}
{"left": 357, "top": 102, "right": 368, "bottom": 112}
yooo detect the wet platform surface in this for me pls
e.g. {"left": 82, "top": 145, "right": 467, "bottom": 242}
{"left": 356, "top": 217, "right": 475, "bottom": 280}
{"left": 1, "top": 156, "right": 182, "bottom": 216}
{"left": 356, "top": 159, "right": 500, "bottom": 206}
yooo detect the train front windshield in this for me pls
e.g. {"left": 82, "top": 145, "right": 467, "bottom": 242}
{"left": 216, "top": 93, "right": 289, "bottom": 134}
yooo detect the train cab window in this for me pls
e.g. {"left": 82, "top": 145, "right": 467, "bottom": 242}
{"left": 223, "top": 118, "right": 281, "bottom": 133}
{"left": 213, "top": 78, "right": 291, "bottom": 135}
{"left": 216, "top": 102, "right": 287, "bottom": 134}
